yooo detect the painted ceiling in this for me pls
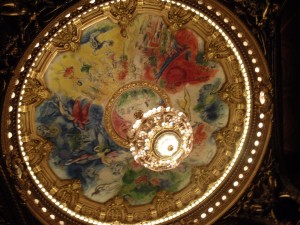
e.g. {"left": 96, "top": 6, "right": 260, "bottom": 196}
{"left": 0, "top": 0, "right": 273, "bottom": 224}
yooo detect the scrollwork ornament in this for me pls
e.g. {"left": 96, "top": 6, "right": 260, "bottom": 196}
{"left": 235, "top": 109, "right": 246, "bottom": 125}
{"left": 192, "top": 168, "right": 214, "bottom": 190}
{"left": 0, "top": 35, "right": 22, "bottom": 76}
{"left": 21, "top": 77, "right": 50, "bottom": 106}
{"left": 221, "top": 0, "right": 280, "bottom": 31}
{"left": 54, "top": 180, "right": 81, "bottom": 208}
{"left": 220, "top": 150, "right": 280, "bottom": 224}
{"left": 0, "top": 0, "right": 79, "bottom": 77}
{"left": 215, "top": 127, "right": 242, "bottom": 150}
{"left": 80, "top": 206, "right": 99, "bottom": 219}
{"left": 213, "top": 151, "right": 232, "bottom": 171}
{"left": 142, "top": 0, "right": 165, "bottom": 9}
{"left": 153, "top": 191, "right": 176, "bottom": 216}
{"left": 218, "top": 82, "right": 246, "bottom": 104}
{"left": 52, "top": 23, "right": 80, "bottom": 51}
{"left": 106, "top": 196, "right": 127, "bottom": 221}
{"left": 23, "top": 138, "right": 52, "bottom": 167}
{"left": 204, "top": 32, "right": 232, "bottom": 61}
{"left": 219, "top": 0, "right": 282, "bottom": 54}
{"left": 166, "top": 4, "right": 195, "bottom": 31}
{"left": 5, "top": 149, "right": 31, "bottom": 201}
{"left": 110, "top": 0, "right": 137, "bottom": 37}
{"left": 253, "top": 81, "right": 273, "bottom": 114}
{"left": 133, "top": 211, "right": 151, "bottom": 222}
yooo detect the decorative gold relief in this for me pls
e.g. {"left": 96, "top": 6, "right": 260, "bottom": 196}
{"left": 141, "top": 0, "right": 165, "bottom": 9}
{"left": 51, "top": 22, "right": 81, "bottom": 51}
{"left": 212, "top": 149, "right": 232, "bottom": 171}
{"left": 23, "top": 139, "right": 52, "bottom": 167}
{"left": 219, "top": 82, "right": 246, "bottom": 104}
{"left": 204, "top": 32, "right": 233, "bottom": 61}
{"left": 166, "top": 4, "right": 195, "bottom": 31}
{"left": 235, "top": 109, "right": 246, "bottom": 125}
{"left": 80, "top": 206, "right": 99, "bottom": 219}
{"left": 254, "top": 82, "right": 273, "bottom": 114}
{"left": 224, "top": 150, "right": 279, "bottom": 223}
{"left": 21, "top": 77, "right": 50, "bottom": 106}
{"left": 192, "top": 168, "right": 215, "bottom": 190}
{"left": 192, "top": 15, "right": 215, "bottom": 36}
{"left": 5, "top": 149, "right": 31, "bottom": 200}
{"left": 215, "top": 127, "right": 242, "bottom": 149}
{"left": 105, "top": 196, "right": 127, "bottom": 221}
{"left": 133, "top": 211, "right": 152, "bottom": 222}
{"left": 153, "top": 191, "right": 176, "bottom": 216}
{"left": 110, "top": 0, "right": 137, "bottom": 37}
{"left": 35, "top": 170, "right": 53, "bottom": 190}
{"left": 54, "top": 181, "right": 81, "bottom": 208}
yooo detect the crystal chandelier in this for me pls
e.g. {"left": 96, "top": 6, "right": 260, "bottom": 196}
{"left": 129, "top": 106, "right": 193, "bottom": 171}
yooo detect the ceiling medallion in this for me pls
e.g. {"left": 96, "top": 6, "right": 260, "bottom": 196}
{"left": 0, "top": 0, "right": 273, "bottom": 224}
{"left": 104, "top": 81, "right": 171, "bottom": 147}
{"left": 129, "top": 106, "right": 193, "bottom": 171}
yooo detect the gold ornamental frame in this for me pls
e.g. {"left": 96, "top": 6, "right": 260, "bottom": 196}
{"left": 1, "top": 0, "right": 272, "bottom": 224}
{"left": 104, "top": 80, "right": 172, "bottom": 147}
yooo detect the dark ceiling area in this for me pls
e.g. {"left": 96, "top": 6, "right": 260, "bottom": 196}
{"left": 280, "top": 0, "right": 300, "bottom": 190}
{"left": 0, "top": 0, "right": 300, "bottom": 224}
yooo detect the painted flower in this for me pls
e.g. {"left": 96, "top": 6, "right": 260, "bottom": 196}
{"left": 71, "top": 99, "right": 91, "bottom": 129}
{"left": 193, "top": 124, "right": 207, "bottom": 145}
{"left": 150, "top": 177, "right": 161, "bottom": 186}
{"left": 63, "top": 66, "right": 74, "bottom": 78}
{"left": 130, "top": 160, "right": 143, "bottom": 171}
{"left": 134, "top": 175, "right": 148, "bottom": 185}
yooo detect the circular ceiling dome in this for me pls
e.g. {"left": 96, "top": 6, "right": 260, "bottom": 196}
{"left": 1, "top": 0, "right": 273, "bottom": 224}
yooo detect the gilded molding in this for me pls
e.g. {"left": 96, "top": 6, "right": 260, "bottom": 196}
{"left": 51, "top": 22, "right": 81, "bottom": 52}
{"left": 204, "top": 32, "right": 232, "bottom": 61}
{"left": 110, "top": 0, "right": 137, "bottom": 37}
{"left": 21, "top": 78, "right": 50, "bottom": 106}
{"left": 23, "top": 139, "right": 52, "bottom": 167}
{"left": 166, "top": 4, "right": 195, "bottom": 31}
{"left": 54, "top": 181, "right": 81, "bottom": 208}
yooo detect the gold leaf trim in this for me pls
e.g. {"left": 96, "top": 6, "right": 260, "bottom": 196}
{"left": 110, "top": 0, "right": 137, "bottom": 37}
{"left": 51, "top": 22, "right": 81, "bottom": 51}
{"left": 21, "top": 77, "right": 50, "bottom": 106}
{"left": 204, "top": 32, "right": 233, "bottom": 61}
{"left": 166, "top": 4, "right": 195, "bottom": 31}
{"left": 54, "top": 181, "right": 81, "bottom": 208}
{"left": 23, "top": 138, "right": 52, "bottom": 167}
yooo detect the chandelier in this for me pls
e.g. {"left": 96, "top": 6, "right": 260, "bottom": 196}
{"left": 129, "top": 106, "right": 193, "bottom": 171}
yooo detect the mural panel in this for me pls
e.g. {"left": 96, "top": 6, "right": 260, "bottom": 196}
{"left": 35, "top": 14, "right": 228, "bottom": 205}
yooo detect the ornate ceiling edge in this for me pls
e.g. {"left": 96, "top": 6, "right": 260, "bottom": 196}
{"left": 0, "top": 163, "right": 30, "bottom": 224}
{"left": 1, "top": 2, "right": 268, "bottom": 225}
{"left": 218, "top": 0, "right": 283, "bottom": 55}
{"left": 214, "top": 0, "right": 300, "bottom": 224}
{"left": 215, "top": 146, "right": 300, "bottom": 225}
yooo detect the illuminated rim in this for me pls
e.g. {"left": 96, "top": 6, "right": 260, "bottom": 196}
{"left": 129, "top": 106, "right": 193, "bottom": 171}
{"left": 0, "top": 0, "right": 273, "bottom": 224}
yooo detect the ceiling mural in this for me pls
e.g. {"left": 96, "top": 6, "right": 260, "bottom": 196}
{"left": 0, "top": 0, "right": 273, "bottom": 224}
{"left": 35, "top": 13, "right": 228, "bottom": 206}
